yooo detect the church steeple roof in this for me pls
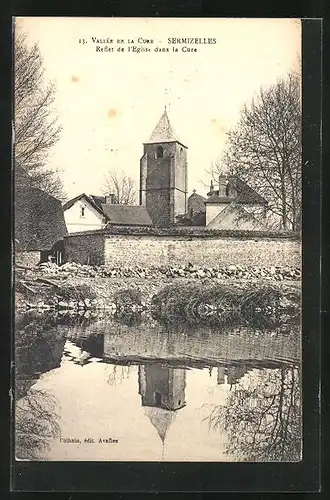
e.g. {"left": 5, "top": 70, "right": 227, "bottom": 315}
{"left": 144, "top": 407, "right": 176, "bottom": 444}
{"left": 147, "top": 107, "right": 181, "bottom": 144}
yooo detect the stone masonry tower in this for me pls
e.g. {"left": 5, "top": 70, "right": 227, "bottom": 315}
{"left": 140, "top": 108, "right": 188, "bottom": 227}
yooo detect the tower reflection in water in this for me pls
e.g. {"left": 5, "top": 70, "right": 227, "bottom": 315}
{"left": 138, "top": 364, "right": 186, "bottom": 458}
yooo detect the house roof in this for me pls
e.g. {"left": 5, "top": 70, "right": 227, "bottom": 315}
{"left": 188, "top": 191, "right": 207, "bottom": 214}
{"left": 205, "top": 178, "right": 268, "bottom": 206}
{"left": 188, "top": 192, "right": 207, "bottom": 204}
{"left": 176, "top": 211, "right": 206, "bottom": 227}
{"left": 62, "top": 193, "right": 106, "bottom": 216}
{"left": 205, "top": 194, "right": 231, "bottom": 204}
{"left": 63, "top": 193, "right": 153, "bottom": 226}
{"left": 102, "top": 204, "right": 153, "bottom": 226}
{"left": 191, "top": 211, "right": 206, "bottom": 226}
{"left": 15, "top": 186, "right": 68, "bottom": 251}
{"left": 89, "top": 195, "right": 106, "bottom": 210}
{"left": 146, "top": 108, "right": 185, "bottom": 146}
{"left": 232, "top": 177, "right": 268, "bottom": 205}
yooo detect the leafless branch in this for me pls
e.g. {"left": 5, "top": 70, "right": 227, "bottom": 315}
{"left": 102, "top": 168, "right": 137, "bottom": 205}
{"left": 14, "top": 31, "right": 66, "bottom": 201}
{"left": 208, "top": 70, "right": 302, "bottom": 231}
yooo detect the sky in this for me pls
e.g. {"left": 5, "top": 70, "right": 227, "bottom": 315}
{"left": 35, "top": 360, "right": 232, "bottom": 461}
{"left": 16, "top": 17, "right": 301, "bottom": 201}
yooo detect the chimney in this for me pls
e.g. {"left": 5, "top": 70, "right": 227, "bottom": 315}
{"left": 218, "top": 175, "right": 227, "bottom": 197}
{"left": 207, "top": 180, "right": 215, "bottom": 197}
{"left": 105, "top": 193, "right": 116, "bottom": 204}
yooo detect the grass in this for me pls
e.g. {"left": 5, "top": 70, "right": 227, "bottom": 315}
{"left": 151, "top": 282, "right": 300, "bottom": 328}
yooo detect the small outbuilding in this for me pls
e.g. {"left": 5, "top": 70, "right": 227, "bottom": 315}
{"left": 15, "top": 186, "right": 68, "bottom": 266}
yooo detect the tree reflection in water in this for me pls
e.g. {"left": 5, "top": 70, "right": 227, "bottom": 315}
{"left": 15, "top": 388, "right": 60, "bottom": 460}
{"left": 106, "top": 364, "right": 132, "bottom": 386}
{"left": 15, "top": 312, "right": 65, "bottom": 460}
{"left": 205, "top": 366, "right": 301, "bottom": 462}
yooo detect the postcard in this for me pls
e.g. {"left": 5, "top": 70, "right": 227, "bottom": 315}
{"left": 13, "top": 17, "right": 302, "bottom": 463}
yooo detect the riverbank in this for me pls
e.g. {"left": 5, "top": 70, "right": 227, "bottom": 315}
{"left": 15, "top": 262, "right": 301, "bottom": 312}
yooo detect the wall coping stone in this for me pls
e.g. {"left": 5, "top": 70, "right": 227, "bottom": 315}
{"left": 64, "top": 226, "right": 301, "bottom": 241}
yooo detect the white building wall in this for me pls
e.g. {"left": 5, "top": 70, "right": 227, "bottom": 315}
{"left": 205, "top": 203, "right": 228, "bottom": 226}
{"left": 64, "top": 199, "right": 105, "bottom": 233}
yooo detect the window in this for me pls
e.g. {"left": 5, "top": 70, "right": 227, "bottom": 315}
{"left": 80, "top": 206, "right": 85, "bottom": 217}
{"left": 156, "top": 145, "right": 164, "bottom": 159}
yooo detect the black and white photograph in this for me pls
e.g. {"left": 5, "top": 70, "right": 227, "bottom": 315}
{"left": 13, "top": 17, "right": 302, "bottom": 463}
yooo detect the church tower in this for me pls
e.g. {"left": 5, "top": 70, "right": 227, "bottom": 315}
{"left": 138, "top": 364, "right": 186, "bottom": 411}
{"left": 140, "top": 108, "right": 188, "bottom": 227}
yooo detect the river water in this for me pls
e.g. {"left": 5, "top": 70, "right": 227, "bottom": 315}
{"left": 15, "top": 309, "right": 301, "bottom": 462}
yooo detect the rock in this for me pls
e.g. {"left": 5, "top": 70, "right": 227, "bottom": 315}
{"left": 60, "top": 262, "right": 76, "bottom": 272}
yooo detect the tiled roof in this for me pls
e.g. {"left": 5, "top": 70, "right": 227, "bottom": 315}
{"left": 176, "top": 211, "right": 206, "bottom": 227}
{"left": 207, "top": 177, "right": 268, "bottom": 205}
{"left": 15, "top": 186, "right": 68, "bottom": 251}
{"left": 191, "top": 211, "right": 206, "bottom": 226}
{"left": 146, "top": 108, "right": 183, "bottom": 144}
{"left": 188, "top": 191, "right": 207, "bottom": 213}
{"left": 62, "top": 193, "right": 105, "bottom": 215}
{"left": 232, "top": 177, "right": 268, "bottom": 205}
{"left": 205, "top": 194, "right": 231, "bottom": 204}
{"left": 188, "top": 192, "right": 207, "bottom": 202}
{"left": 102, "top": 204, "right": 153, "bottom": 226}
{"left": 63, "top": 193, "right": 152, "bottom": 226}
{"left": 89, "top": 195, "right": 106, "bottom": 209}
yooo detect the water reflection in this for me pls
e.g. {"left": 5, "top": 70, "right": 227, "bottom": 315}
{"left": 15, "top": 312, "right": 66, "bottom": 399}
{"left": 14, "top": 312, "right": 65, "bottom": 460}
{"left": 14, "top": 310, "right": 301, "bottom": 462}
{"left": 203, "top": 367, "right": 301, "bottom": 462}
{"left": 15, "top": 389, "right": 61, "bottom": 461}
{"left": 139, "top": 364, "right": 187, "bottom": 458}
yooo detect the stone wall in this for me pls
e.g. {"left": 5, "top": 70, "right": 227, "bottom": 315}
{"left": 103, "top": 233, "right": 301, "bottom": 268}
{"left": 64, "top": 231, "right": 105, "bottom": 265}
{"left": 64, "top": 228, "right": 301, "bottom": 269}
{"left": 15, "top": 251, "right": 41, "bottom": 267}
{"left": 103, "top": 320, "right": 300, "bottom": 365}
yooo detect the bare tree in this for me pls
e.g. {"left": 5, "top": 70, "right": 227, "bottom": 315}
{"left": 102, "top": 169, "right": 137, "bottom": 204}
{"left": 204, "top": 366, "right": 301, "bottom": 462}
{"left": 15, "top": 389, "right": 61, "bottom": 460}
{"left": 209, "top": 71, "right": 301, "bottom": 231}
{"left": 14, "top": 31, "right": 66, "bottom": 201}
